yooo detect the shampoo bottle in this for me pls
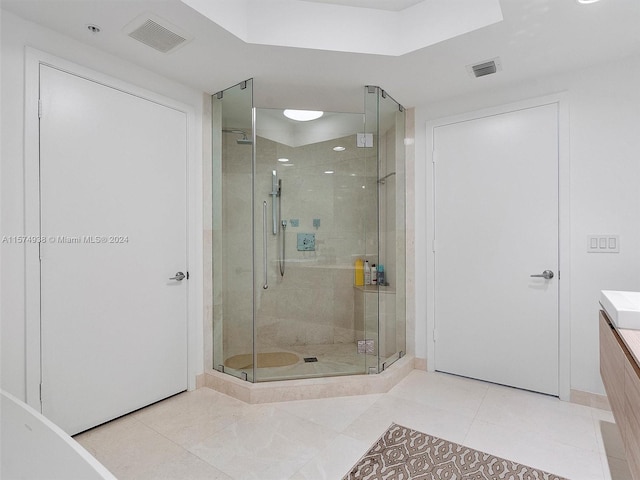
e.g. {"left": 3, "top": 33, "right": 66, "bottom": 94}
{"left": 354, "top": 259, "right": 364, "bottom": 286}
{"left": 364, "top": 260, "right": 371, "bottom": 285}
{"left": 371, "top": 264, "right": 377, "bottom": 285}
{"left": 377, "top": 264, "right": 385, "bottom": 286}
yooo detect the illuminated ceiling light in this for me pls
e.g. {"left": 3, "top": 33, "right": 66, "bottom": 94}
{"left": 324, "top": 170, "right": 335, "bottom": 174}
{"left": 333, "top": 146, "right": 346, "bottom": 152}
{"left": 277, "top": 158, "right": 289, "bottom": 162}
{"left": 283, "top": 109, "right": 324, "bottom": 121}
{"left": 576, "top": 0, "right": 600, "bottom": 3}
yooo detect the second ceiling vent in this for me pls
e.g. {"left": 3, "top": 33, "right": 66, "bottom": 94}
{"left": 466, "top": 57, "right": 502, "bottom": 78}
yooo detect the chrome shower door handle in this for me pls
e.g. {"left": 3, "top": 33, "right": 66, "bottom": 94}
{"left": 530, "top": 270, "right": 554, "bottom": 280}
{"left": 169, "top": 271, "right": 186, "bottom": 281}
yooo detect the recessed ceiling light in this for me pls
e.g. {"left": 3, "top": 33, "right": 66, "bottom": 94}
{"left": 277, "top": 158, "right": 289, "bottom": 162}
{"left": 87, "top": 24, "right": 101, "bottom": 34}
{"left": 577, "top": 0, "right": 600, "bottom": 3}
{"left": 324, "top": 170, "right": 334, "bottom": 174}
{"left": 283, "top": 109, "right": 324, "bottom": 121}
{"left": 333, "top": 146, "right": 346, "bottom": 152}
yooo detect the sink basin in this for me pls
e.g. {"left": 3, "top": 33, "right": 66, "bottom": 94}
{"left": 600, "top": 290, "right": 640, "bottom": 330}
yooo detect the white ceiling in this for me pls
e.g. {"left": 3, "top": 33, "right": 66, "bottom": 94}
{"left": 182, "top": 0, "right": 502, "bottom": 56}
{"left": 300, "top": 0, "right": 424, "bottom": 11}
{"left": 2, "top": 0, "right": 640, "bottom": 112}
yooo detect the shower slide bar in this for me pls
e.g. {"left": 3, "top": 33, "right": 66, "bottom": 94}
{"left": 263, "top": 201, "right": 268, "bottom": 290}
{"left": 270, "top": 170, "right": 279, "bottom": 235}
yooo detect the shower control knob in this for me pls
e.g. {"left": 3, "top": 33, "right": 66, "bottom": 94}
{"left": 169, "top": 271, "right": 186, "bottom": 281}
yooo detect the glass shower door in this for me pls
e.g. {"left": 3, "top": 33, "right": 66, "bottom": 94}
{"left": 212, "top": 79, "right": 255, "bottom": 381}
{"left": 252, "top": 108, "right": 371, "bottom": 381}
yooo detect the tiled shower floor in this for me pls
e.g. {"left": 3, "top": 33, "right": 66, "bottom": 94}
{"left": 74, "top": 370, "right": 632, "bottom": 480}
{"left": 250, "top": 343, "right": 372, "bottom": 381}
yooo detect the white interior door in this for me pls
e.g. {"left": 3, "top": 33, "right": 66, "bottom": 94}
{"left": 39, "top": 65, "right": 188, "bottom": 435}
{"left": 433, "top": 103, "right": 559, "bottom": 395}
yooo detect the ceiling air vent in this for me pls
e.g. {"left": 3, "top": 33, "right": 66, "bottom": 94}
{"left": 466, "top": 57, "right": 502, "bottom": 78}
{"left": 124, "top": 13, "right": 191, "bottom": 54}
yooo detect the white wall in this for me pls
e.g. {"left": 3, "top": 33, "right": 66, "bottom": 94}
{"left": 0, "top": 11, "right": 205, "bottom": 401}
{"left": 414, "top": 54, "right": 640, "bottom": 395}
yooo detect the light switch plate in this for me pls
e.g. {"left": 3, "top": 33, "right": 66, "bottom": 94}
{"left": 587, "top": 234, "right": 619, "bottom": 253}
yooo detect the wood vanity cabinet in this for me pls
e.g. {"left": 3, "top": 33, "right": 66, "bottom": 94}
{"left": 625, "top": 358, "right": 640, "bottom": 478}
{"left": 599, "top": 310, "right": 640, "bottom": 480}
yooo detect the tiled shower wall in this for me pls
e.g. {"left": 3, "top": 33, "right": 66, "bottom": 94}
{"left": 219, "top": 134, "right": 378, "bottom": 358}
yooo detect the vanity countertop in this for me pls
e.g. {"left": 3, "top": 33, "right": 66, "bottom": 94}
{"left": 600, "top": 290, "right": 640, "bottom": 367}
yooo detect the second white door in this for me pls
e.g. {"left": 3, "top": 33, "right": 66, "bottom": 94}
{"left": 433, "top": 103, "right": 559, "bottom": 395}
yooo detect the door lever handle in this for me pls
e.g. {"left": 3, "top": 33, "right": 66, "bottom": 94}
{"left": 530, "top": 270, "right": 554, "bottom": 280}
{"left": 169, "top": 272, "right": 186, "bottom": 281}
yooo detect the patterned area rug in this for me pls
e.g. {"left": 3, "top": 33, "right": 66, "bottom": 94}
{"left": 343, "top": 424, "right": 568, "bottom": 480}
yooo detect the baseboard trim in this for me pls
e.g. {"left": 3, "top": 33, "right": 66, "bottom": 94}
{"left": 570, "top": 389, "right": 610, "bottom": 411}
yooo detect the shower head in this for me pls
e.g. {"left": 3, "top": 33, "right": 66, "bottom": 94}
{"left": 222, "top": 129, "right": 252, "bottom": 145}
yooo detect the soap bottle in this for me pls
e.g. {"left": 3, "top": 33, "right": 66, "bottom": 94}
{"left": 371, "top": 264, "right": 377, "bottom": 285}
{"left": 354, "top": 259, "right": 364, "bottom": 286}
{"left": 364, "top": 260, "right": 371, "bottom": 285}
{"left": 377, "top": 264, "right": 385, "bottom": 286}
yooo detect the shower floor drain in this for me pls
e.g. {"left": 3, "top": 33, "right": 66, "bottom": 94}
{"left": 303, "top": 357, "right": 318, "bottom": 363}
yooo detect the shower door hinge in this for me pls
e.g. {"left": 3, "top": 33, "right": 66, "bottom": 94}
{"left": 216, "top": 91, "right": 223, "bottom": 100}
{"left": 240, "top": 80, "right": 247, "bottom": 90}
{"left": 39, "top": 382, "right": 43, "bottom": 405}
{"left": 38, "top": 99, "right": 43, "bottom": 118}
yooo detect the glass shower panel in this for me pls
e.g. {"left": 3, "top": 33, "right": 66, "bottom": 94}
{"left": 364, "top": 86, "right": 406, "bottom": 373}
{"left": 362, "top": 88, "right": 381, "bottom": 374}
{"left": 253, "top": 108, "right": 370, "bottom": 381}
{"left": 212, "top": 79, "right": 255, "bottom": 382}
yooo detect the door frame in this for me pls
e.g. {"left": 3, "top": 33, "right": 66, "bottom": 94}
{"left": 425, "top": 94, "right": 571, "bottom": 400}
{"left": 23, "top": 48, "right": 202, "bottom": 410}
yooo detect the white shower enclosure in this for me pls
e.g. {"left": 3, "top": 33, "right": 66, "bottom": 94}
{"left": 211, "top": 79, "right": 406, "bottom": 382}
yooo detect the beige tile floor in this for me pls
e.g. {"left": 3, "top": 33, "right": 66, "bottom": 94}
{"left": 74, "top": 370, "right": 632, "bottom": 480}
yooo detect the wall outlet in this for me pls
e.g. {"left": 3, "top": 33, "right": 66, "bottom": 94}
{"left": 587, "top": 234, "right": 619, "bottom": 253}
